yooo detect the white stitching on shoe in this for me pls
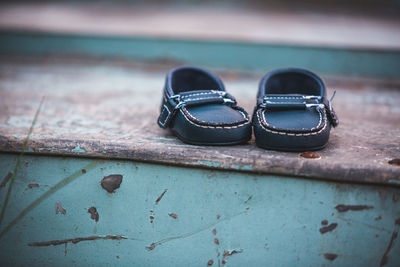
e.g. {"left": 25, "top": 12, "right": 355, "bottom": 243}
{"left": 181, "top": 91, "right": 218, "bottom": 98}
{"left": 261, "top": 108, "right": 323, "bottom": 131}
{"left": 180, "top": 109, "right": 250, "bottom": 129}
{"left": 183, "top": 96, "right": 223, "bottom": 102}
{"left": 256, "top": 109, "right": 327, "bottom": 136}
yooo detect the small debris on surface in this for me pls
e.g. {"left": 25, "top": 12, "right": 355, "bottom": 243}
{"left": 150, "top": 215, "right": 154, "bottom": 223}
{"left": 81, "top": 169, "right": 86, "bottom": 174}
{"left": 323, "top": 253, "right": 338, "bottom": 261}
{"left": 101, "top": 174, "right": 123, "bottom": 193}
{"left": 168, "top": 213, "right": 178, "bottom": 219}
{"left": 207, "top": 259, "right": 214, "bottom": 266}
{"left": 0, "top": 172, "right": 12, "bottom": 188}
{"left": 214, "top": 238, "right": 220, "bottom": 245}
{"left": 388, "top": 158, "right": 400, "bottom": 166}
{"left": 335, "top": 204, "right": 374, "bottom": 212}
{"left": 88, "top": 207, "right": 99, "bottom": 222}
{"left": 28, "top": 183, "right": 39, "bottom": 188}
{"left": 300, "top": 151, "right": 321, "bottom": 159}
{"left": 55, "top": 203, "right": 66, "bottom": 215}
{"left": 321, "top": 220, "right": 328, "bottom": 225}
{"left": 319, "top": 223, "right": 338, "bottom": 234}
{"left": 216, "top": 214, "right": 221, "bottom": 219}
{"left": 155, "top": 189, "right": 168, "bottom": 204}
{"left": 212, "top": 229, "right": 217, "bottom": 235}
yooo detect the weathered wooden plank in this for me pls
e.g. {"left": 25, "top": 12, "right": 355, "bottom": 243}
{"left": 0, "top": 3, "right": 399, "bottom": 50}
{"left": 0, "top": 154, "right": 399, "bottom": 266}
{"left": 0, "top": 56, "right": 399, "bottom": 185}
{"left": 1, "top": 30, "right": 400, "bottom": 78}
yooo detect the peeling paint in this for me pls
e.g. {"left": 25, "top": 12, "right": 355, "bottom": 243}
{"left": 320, "top": 223, "right": 338, "bottom": 234}
{"left": 168, "top": 213, "right": 178, "bottom": 219}
{"left": 28, "top": 235, "right": 127, "bottom": 246}
{"left": 335, "top": 204, "right": 374, "bottom": 212}
{"left": 198, "top": 161, "right": 221, "bottom": 168}
{"left": 101, "top": 174, "right": 122, "bottom": 193}
{"left": 155, "top": 189, "right": 168, "bottom": 204}
{"left": 88, "top": 207, "right": 99, "bottom": 222}
{"left": 71, "top": 144, "right": 86, "bottom": 153}
{"left": 231, "top": 164, "right": 252, "bottom": 171}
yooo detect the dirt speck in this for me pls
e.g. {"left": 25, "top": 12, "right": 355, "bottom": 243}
{"left": 212, "top": 229, "right": 217, "bottom": 235}
{"left": 101, "top": 174, "right": 123, "bottom": 193}
{"left": 207, "top": 259, "right": 214, "bottom": 266}
{"left": 321, "top": 220, "right": 328, "bottom": 225}
{"left": 300, "top": 151, "right": 321, "bottom": 159}
{"left": 214, "top": 238, "right": 220, "bottom": 245}
{"left": 81, "top": 169, "right": 86, "bottom": 174}
{"left": 216, "top": 214, "right": 221, "bottom": 219}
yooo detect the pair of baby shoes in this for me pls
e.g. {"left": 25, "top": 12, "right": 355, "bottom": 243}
{"left": 157, "top": 66, "right": 338, "bottom": 151}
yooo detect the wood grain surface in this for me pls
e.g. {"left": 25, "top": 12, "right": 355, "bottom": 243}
{"left": 0, "top": 55, "right": 399, "bottom": 185}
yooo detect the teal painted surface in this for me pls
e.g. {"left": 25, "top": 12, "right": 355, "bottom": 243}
{"left": 1, "top": 31, "right": 400, "bottom": 78}
{"left": 0, "top": 153, "right": 400, "bottom": 266}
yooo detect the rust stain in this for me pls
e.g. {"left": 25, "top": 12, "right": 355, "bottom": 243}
{"left": 55, "top": 203, "right": 66, "bottom": 215}
{"left": 207, "top": 259, "right": 214, "bottom": 266}
{"left": 388, "top": 158, "right": 400, "bottom": 166}
{"left": 323, "top": 253, "right": 338, "bottom": 261}
{"left": 81, "top": 169, "right": 86, "bottom": 174}
{"left": 28, "top": 235, "right": 127, "bottom": 246}
{"left": 319, "top": 223, "right": 338, "bottom": 234}
{"left": 214, "top": 238, "right": 220, "bottom": 245}
{"left": 335, "top": 204, "right": 374, "bottom": 212}
{"left": 101, "top": 174, "right": 123, "bottom": 193}
{"left": 0, "top": 172, "right": 12, "bottom": 188}
{"left": 88, "top": 207, "right": 99, "bottom": 222}
{"left": 393, "top": 193, "right": 400, "bottom": 202}
{"left": 321, "top": 220, "right": 328, "bottom": 225}
{"left": 380, "top": 218, "right": 400, "bottom": 266}
{"left": 300, "top": 151, "right": 321, "bottom": 159}
{"left": 168, "top": 213, "right": 178, "bottom": 219}
{"left": 212, "top": 229, "right": 217, "bottom": 235}
{"left": 155, "top": 189, "right": 168, "bottom": 204}
{"left": 28, "top": 183, "right": 39, "bottom": 188}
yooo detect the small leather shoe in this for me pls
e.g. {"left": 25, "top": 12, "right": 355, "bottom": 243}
{"left": 157, "top": 66, "right": 252, "bottom": 145}
{"left": 252, "top": 68, "right": 339, "bottom": 151}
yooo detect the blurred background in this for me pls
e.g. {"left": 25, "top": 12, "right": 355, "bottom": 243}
{"left": 0, "top": 0, "right": 400, "bottom": 80}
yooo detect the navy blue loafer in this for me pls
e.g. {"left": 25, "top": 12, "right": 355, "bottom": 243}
{"left": 252, "top": 68, "right": 339, "bottom": 151}
{"left": 157, "top": 66, "right": 252, "bottom": 145}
